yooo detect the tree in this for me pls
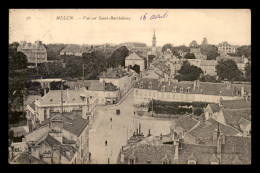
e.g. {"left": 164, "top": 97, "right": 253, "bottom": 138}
{"left": 50, "top": 81, "right": 70, "bottom": 90}
{"left": 200, "top": 44, "right": 219, "bottom": 60}
{"left": 201, "top": 74, "right": 219, "bottom": 83}
{"left": 236, "top": 45, "right": 251, "bottom": 58}
{"left": 184, "top": 53, "right": 196, "bottom": 59}
{"left": 162, "top": 44, "right": 181, "bottom": 58}
{"left": 83, "top": 50, "right": 107, "bottom": 79}
{"left": 216, "top": 59, "right": 242, "bottom": 81}
{"left": 45, "top": 43, "right": 66, "bottom": 60}
{"left": 131, "top": 64, "right": 140, "bottom": 74}
{"left": 106, "top": 46, "right": 129, "bottom": 68}
{"left": 245, "top": 63, "right": 251, "bottom": 81}
{"left": 177, "top": 61, "right": 203, "bottom": 81}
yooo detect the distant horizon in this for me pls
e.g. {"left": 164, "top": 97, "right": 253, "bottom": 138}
{"left": 9, "top": 9, "right": 251, "bottom": 47}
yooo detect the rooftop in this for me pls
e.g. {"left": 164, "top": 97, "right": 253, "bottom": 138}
{"left": 170, "top": 115, "right": 199, "bottom": 132}
{"left": 12, "top": 151, "right": 47, "bottom": 164}
{"left": 38, "top": 89, "right": 85, "bottom": 105}
{"left": 125, "top": 52, "right": 144, "bottom": 60}
{"left": 208, "top": 104, "right": 221, "bottom": 113}
{"left": 222, "top": 99, "right": 251, "bottom": 109}
{"left": 118, "top": 136, "right": 251, "bottom": 164}
{"left": 189, "top": 118, "right": 241, "bottom": 145}
{"left": 222, "top": 109, "right": 251, "bottom": 131}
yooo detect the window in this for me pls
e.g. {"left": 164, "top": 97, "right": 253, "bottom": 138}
{"left": 135, "top": 90, "right": 139, "bottom": 96}
{"left": 180, "top": 88, "right": 183, "bottom": 93}
{"left": 173, "top": 86, "right": 177, "bottom": 92}
{"left": 129, "top": 159, "right": 135, "bottom": 164}
{"left": 172, "top": 93, "right": 175, "bottom": 99}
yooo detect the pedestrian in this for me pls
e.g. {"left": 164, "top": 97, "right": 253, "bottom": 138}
{"left": 110, "top": 117, "right": 112, "bottom": 122}
{"left": 134, "top": 111, "right": 135, "bottom": 115}
{"left": 105, "top": 140, "right": 107, "bottom": 146}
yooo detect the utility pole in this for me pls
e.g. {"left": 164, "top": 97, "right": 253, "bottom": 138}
{"left": 82, "top": 64, "right": 85, "bottom": 83}
{"left": 151, "top": 98, "right": 153, "bottom": 117}
{"left": 61, "top": 81, "right": 63, "bottom": 115}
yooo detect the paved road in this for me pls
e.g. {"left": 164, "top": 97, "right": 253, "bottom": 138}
{"left": 89, "top": 90, "right": 173, "bottom": 164}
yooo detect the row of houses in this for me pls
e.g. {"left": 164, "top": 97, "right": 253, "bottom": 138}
{"left": 133, "top": 76, "right": 251, "bottom": 105}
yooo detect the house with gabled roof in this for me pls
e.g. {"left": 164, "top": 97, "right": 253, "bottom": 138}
{"left": 125, "top": 52, "right": 145, "bottom": 71}
{"left": 117, "top": 133, "right": 251, "bottom": 164}
{"left": 11, "top": 112, "right": 90, "bottom": 164}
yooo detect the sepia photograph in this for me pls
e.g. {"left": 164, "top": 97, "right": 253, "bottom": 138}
{"left": 8, "top": 9, "right": 251, "bottom": 164}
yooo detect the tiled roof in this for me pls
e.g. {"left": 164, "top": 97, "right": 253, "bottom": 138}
{"left": 85, "top": 80, "right": 118, "bottom": 91}
{"left": 43, "top": 135, "right": 61, "bottom": 146}
{"left": 170, "top": 115, "right": 199, "bottom": 132}
{"left": 134, "top": 78, "right": 160, "bottom": 90}
{"left": 13, "top": 151, "right": 47, "bottom": 164}
{"left": 222, "top": 109, "right": 251, "bottom": 130}
{"left": 200, "top": 60, "right": 217, "bottom": 66}
{"left": 221, "top": 136, "right": 251, "bottom": 164}
{"left": 134, "top": 78, "right": 250, "bottom": 97}
{"left": 222, "top": 99, "right": 251, "bottom": 109}
{"left": 39, "top": 90, "right": 84, "bottom": 105}
{"left": 125, "top": 52, "right": 144, "bottom": 60}
{"left": 238, "top": 117, "right": 251, "bottom": 127}
{"left": 54, "top": 114, "right": 89, "bottom": 137}
{"left": 189, "top": 118, "right": 240, "bottom": 145}
{"left": 118, "top": 136, "right": 251, "bottom": 164}
{"left": 208, "top": 104, "right": 221, "bottom": 113}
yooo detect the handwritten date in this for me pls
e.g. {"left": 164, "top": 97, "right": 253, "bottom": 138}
{"left": 140, "top": 12, "right": 168, "bottom": 20}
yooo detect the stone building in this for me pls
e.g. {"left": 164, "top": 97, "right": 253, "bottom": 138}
{"left": 125, "top": 52, "right": 145, "bottom": 72}
{"left": 17, "top": 41, "right": 47, "bottom": 65}
{"left": 11, "top": 112, "right": 90, "bottom": 164}
{"left": 133, "top": 76, "right": 251, "bottom": 105}
{"left": 117, "top": 133, "right": 251, "bottom": 164}
{"left": 26, "top": 89, "right": 97, "bottom": 132}
{"left": 217, "top": 42, "right": 239, "bottom": 54}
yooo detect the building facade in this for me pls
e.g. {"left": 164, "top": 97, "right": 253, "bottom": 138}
{"left": 17, "top": 41, "right": 47, "bottom": 65}
{"left": 125, "top": 52, "right": 145, "bottom": 71}
{"left": 217, "top": 42, "right": 239, "bottom": 54}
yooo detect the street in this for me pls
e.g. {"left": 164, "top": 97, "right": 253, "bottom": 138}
{"left": 89, "top": 89, "right": 173, "bottom": 164}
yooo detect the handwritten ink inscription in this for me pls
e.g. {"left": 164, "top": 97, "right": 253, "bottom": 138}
{"left": 140, "top": 11, "right": 168, "bottom": 21}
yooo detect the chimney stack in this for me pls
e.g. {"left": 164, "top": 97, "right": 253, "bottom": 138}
{"left": 213, "top": 128, "right": 218, "bottom": 140}
{"left": 174, "top": 138, "right": 179, "bottom": 161}
{"left": 241, "top": 86, "right": 245, "bottom": 97}
{"left": 139, "top": 123, "right": 141, "bottom": 135}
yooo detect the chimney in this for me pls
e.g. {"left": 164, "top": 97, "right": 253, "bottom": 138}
{"left": 217, "top": 135, "right": 222, "bottom": 160}
{"left": 226, "top": 82, "right": 231, "bottom": 90}
{"left": 35, "top": 120, "right": 40, "bottom": 129}
{"left": 136, "top": 128, "right": 138, "bottom": 136}
{"left": 120, "top": 149, "right": 125, "bottom": 163}
{"left": 199, "top": 116, "right": 205, "bottom": 124}
{"left": 193, "top": 80, "right": 196, "bottom": 90}
{"left": 139, "top": 123, "right": 141, "bottom": 135}
{"left": 148, "top": 129, "right": 151, "bottom": 137}
{"left": 174, "top": 138, "right": 179, "bottom": 161}
{"left": 241, "top": 86, "right": 245, "bottom": 97}
{"left": 213, "top": 128, "right": 218, "bottom": 140}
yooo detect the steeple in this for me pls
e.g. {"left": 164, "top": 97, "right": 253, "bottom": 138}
{"left": 152, "top": 30, "right": 156, "bottom": 47}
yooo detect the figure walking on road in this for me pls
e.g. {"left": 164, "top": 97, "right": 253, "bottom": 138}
{"left": 105, "top": 140, "right": 107, "bottom": 146}
{"left": 110, "top": 117, "right": 112, "bottom": 122}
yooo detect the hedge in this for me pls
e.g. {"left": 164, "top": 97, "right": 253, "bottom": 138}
{"left": 148, "top": 100, "right": 209, "bottom": 116}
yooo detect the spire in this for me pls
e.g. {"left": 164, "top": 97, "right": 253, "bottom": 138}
{"left": 153, "top": 30, "right": 156, "bottom": 39}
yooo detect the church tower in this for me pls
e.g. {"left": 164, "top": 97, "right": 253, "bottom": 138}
{"left": 152, "top": 30, "right": 156, "bottom": 47}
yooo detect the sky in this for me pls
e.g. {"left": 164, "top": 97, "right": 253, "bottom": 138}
{"left": 9, "top": 9, "right": 251, "bottom": 47}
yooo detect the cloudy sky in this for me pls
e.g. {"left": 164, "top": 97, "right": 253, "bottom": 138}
{"left": 9, "top": 9, "right": 251, "bottom": 46}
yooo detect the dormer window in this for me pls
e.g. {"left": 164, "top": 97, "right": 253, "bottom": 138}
{"left": 148, "top": 82, "right": 152, "bottom": 89}
{"left": 180, "top": 88, "right": 183, "bottom": 93}
{"left": 161, "top": 85, "right": 166, "bottom": 92}
{"left": 172, "top": 86, "right": 177, "bottom": 92}
{"left": 139, "top": 82, "right": 143, "bottom": 89}
{"left": 186, "top": 87, "right": 190, "bottom": 93}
